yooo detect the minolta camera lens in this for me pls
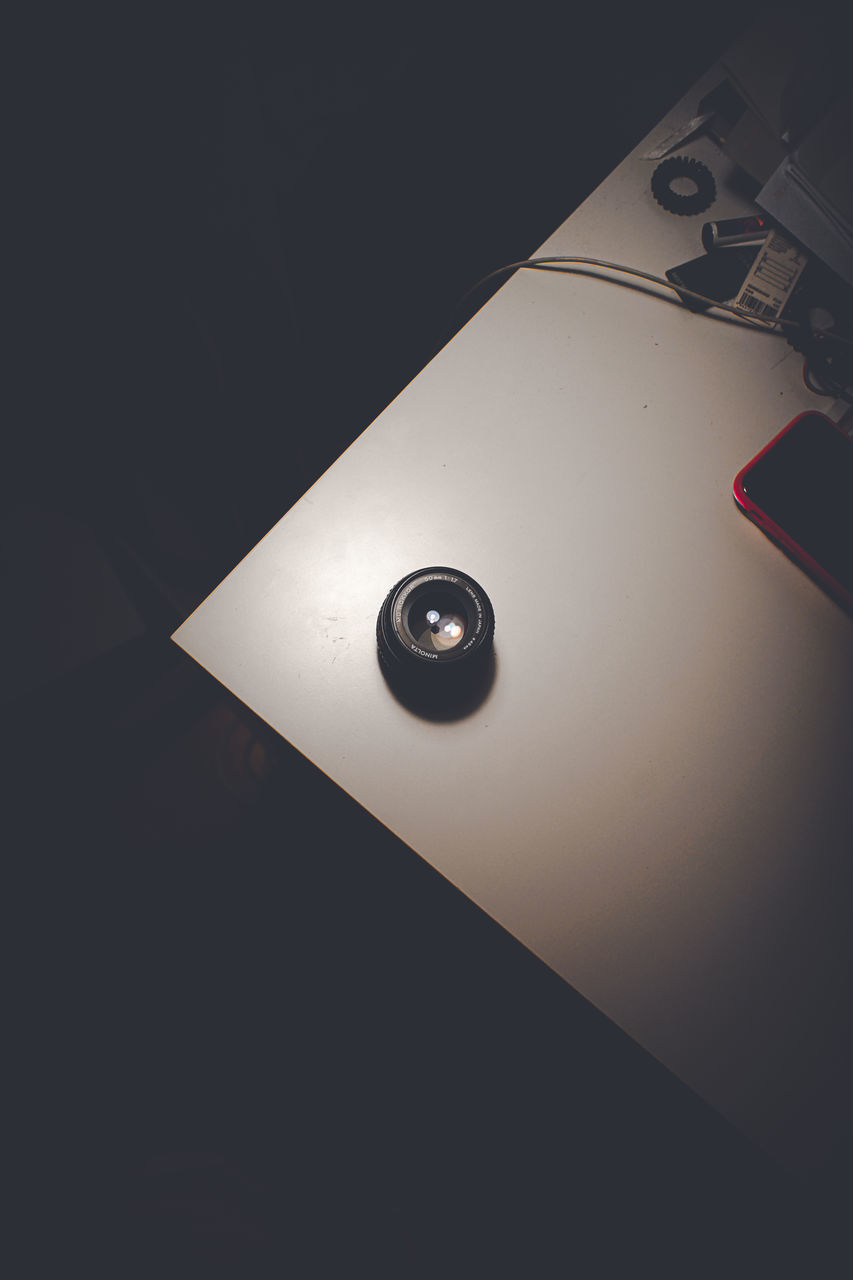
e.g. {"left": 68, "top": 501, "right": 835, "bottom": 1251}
{"left": 376, "top": 567, "right": 495, "bottom": 691}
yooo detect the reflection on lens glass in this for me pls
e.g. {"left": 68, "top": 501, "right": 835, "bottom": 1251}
{"left": 429, "top": 611, "right": 466, "bottom": 650}
{"left": 407, "top": 591, "right": 468, "bottom": 653}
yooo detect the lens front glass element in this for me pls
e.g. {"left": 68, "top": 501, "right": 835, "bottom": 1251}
{"left": 405, "top": 590, "right": 468, "bottom": 653}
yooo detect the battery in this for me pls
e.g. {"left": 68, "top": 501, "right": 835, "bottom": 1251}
{"left": 701, "top": 215, "right": 770, "bottom": 251}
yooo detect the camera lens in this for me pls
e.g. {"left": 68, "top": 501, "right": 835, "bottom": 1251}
{"left": 376, "top": 567, "right": 495, "bottom": 688}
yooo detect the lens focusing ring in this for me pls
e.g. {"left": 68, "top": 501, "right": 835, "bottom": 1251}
{"left": 377, "top": 567, "right": 495, "bottom": 684}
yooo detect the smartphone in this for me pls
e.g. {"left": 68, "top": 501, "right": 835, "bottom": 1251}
{"left": 733, "top": 411, "right": 853, "bottom": 614}
{"left": 665, "top": 245, "right": 759, "bottom": 312}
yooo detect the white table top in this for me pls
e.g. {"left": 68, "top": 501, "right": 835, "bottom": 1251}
{"left": 174, "top": 66, "right": 853, "bottom": 1176}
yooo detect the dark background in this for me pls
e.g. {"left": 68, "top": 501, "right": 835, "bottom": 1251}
{"left": 10, "top": 4, "right": 850, "bottom": 1275}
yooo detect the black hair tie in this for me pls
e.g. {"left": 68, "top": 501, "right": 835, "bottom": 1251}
{"left": 651, "top": 156, "right": 716, "bottom": 216}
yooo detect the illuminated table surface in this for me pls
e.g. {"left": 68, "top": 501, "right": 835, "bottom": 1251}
{"left": 174, "top": 66, "right": 853, "bottom": 1175}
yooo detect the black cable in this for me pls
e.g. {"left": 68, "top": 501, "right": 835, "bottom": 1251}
{"left": 802, "top": 359, "right": 829, "bottom": 396}
{"left": 801, "top": 347, "right": 853, "bottom": 404}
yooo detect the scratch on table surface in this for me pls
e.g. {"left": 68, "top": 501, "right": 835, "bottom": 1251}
{"left": 770, "top": 346, "right": 794, "bottom": 371}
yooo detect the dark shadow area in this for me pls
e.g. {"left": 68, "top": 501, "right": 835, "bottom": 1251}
{"left": 21, "top": 3, "right": 771, "bottom": 610}
{"left": 378, "top": 647, "right": 498, "bottom": 722}
{"left": 13, "top": 3, "right": 852, "bottom": 1275}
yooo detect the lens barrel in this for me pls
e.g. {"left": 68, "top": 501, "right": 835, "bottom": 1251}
{"left": 376, "top": 567, "right": 495, "bottom": 688}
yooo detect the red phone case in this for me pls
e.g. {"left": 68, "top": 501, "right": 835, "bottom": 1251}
{"left": 733, "top": 411, "right": 853, "bottom": 613}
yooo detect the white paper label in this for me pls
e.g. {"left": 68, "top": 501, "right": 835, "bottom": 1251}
{"left": 644, "top": 113, "right": 715, "bottom": 160}
{"left": 734, "top": 231, "right": 808, "bottom": 323}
